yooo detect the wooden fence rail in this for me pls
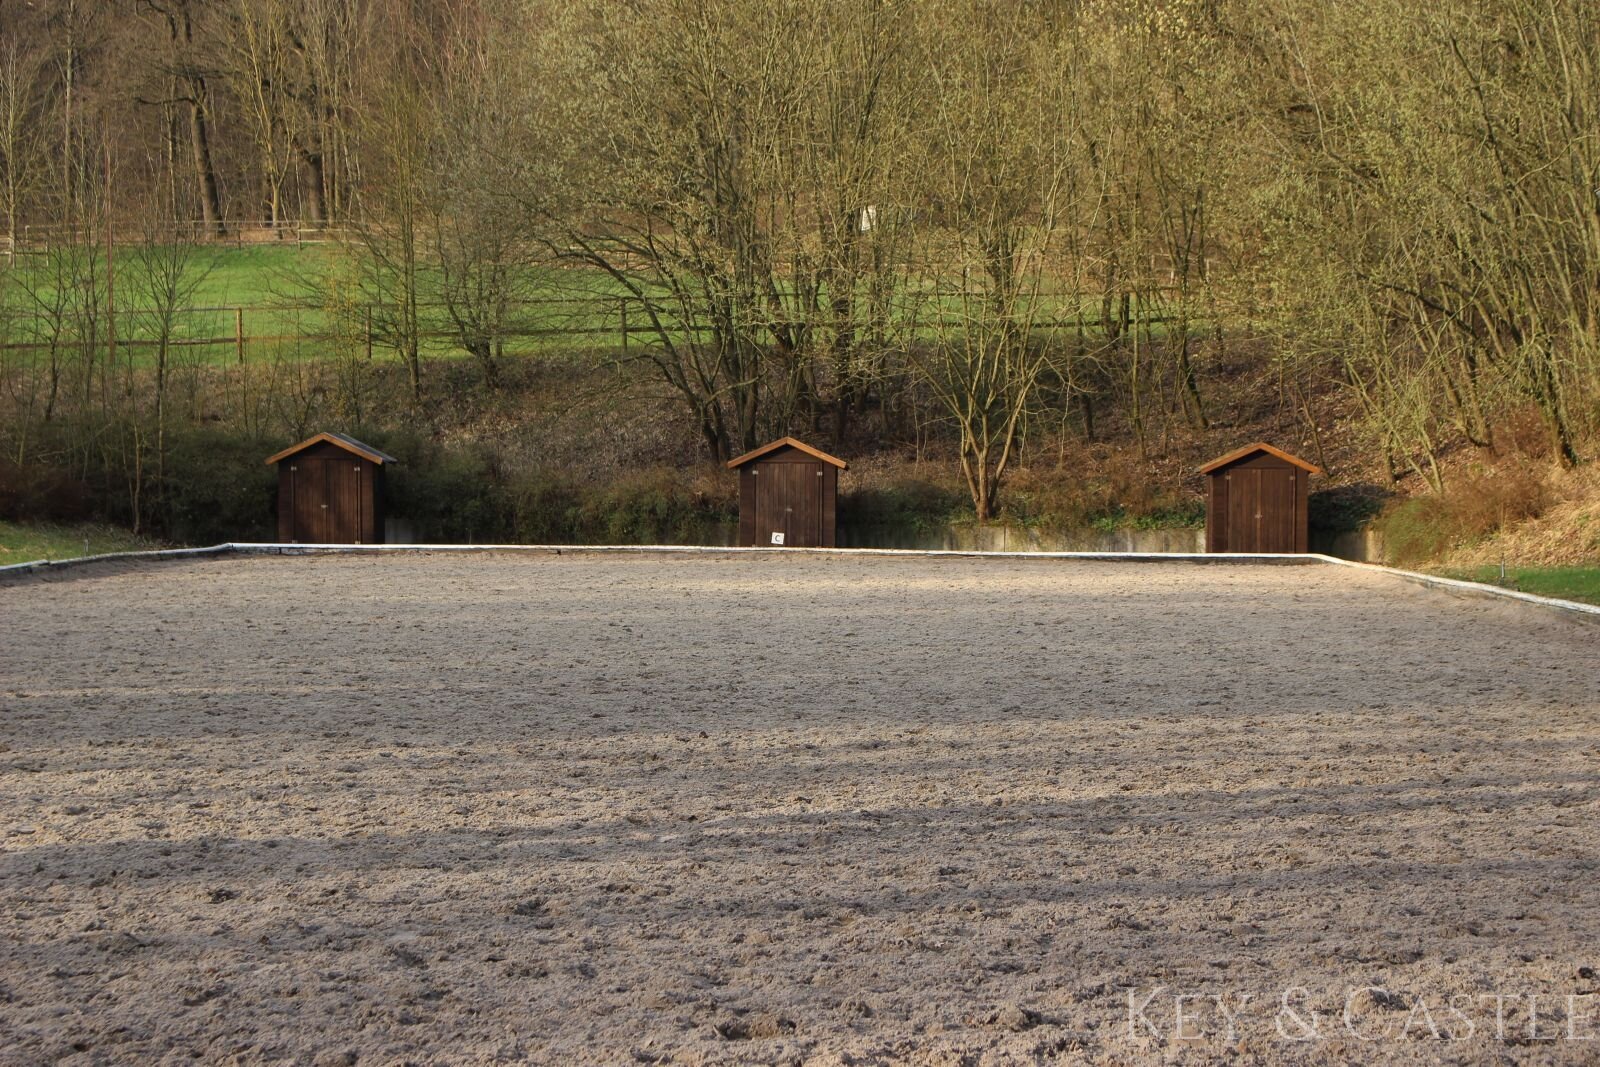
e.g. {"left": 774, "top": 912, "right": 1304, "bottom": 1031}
{"left": 0, "top": 294, "right": 1178, "bottom": 363}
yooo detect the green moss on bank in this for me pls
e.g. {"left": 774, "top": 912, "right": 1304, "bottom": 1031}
{"left": 1438, "top": 566, "right": 1600, "bottom": 607}
{"left": 0, "top": 520, "right": 163, "bottom": 565}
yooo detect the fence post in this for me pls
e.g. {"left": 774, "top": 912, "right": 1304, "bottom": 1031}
{"left": 620, "top": 298, "right": 628, "bottom": 356}
{"left": 365, "top": 306, "right": 374, "bottom": 361}
{"left": 235, "top": 307, "right": 245, "bottom": 364}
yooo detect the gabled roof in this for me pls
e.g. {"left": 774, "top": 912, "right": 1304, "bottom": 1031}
{"left": 726, "top": 436, "right": 848, "bottom": 470}
{"left": 1198, "top": 441, "right": 1322, "bottom": 475}
{"left": 264, "top": 432, "right": 398, "bottom": 466}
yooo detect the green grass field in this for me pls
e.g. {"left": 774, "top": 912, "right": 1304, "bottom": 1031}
{"left": 1441, "top": 565, "right": 1600, "bottom": 607}
{"left": 3, "top": 241, "right": 1191, "bottom": 369}
{"left": 0, "top": 243, "right": 633, "bottom": 366}
{"left": 0, "top": 519, "right": 163, "bottom": 566}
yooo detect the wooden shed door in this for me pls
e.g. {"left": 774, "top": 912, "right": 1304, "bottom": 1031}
{"left": 291, "top": 459, "right": 368, "bottom": 542}
{"left": 327, "top": 461, "right": 364, "bottom": 542}
{"left": 1225, "top": 468, "right": 1296, "bottom": 552}
{"left": 786, "top": 463, "right": 821, "bottom": 546}
{"left": 291, "top": 460, "right": 328, "bottom": 543}
{"left": 1258, "top": 469, "right": 1296, "bottom": 552}
{"left": 756, "top": 462, "right": 821, "bottom": 547}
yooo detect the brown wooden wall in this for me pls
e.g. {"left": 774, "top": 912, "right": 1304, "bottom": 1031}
{"left": 736, "top": 446, "right": 837, "bottom": 547}
{"left": 275, "top": 441, "right": 385, "bottom": 543}
{"left": 1204, "top": 452, "right": 1308, "bottom": 553}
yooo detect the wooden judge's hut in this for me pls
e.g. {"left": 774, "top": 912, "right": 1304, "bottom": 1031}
{"left": 265, "top": 432, "right": 396, "bottom": 544}
{"left": 1200, "top": 441, "right": 1321, "bottom": 554}
{"left": 726, "top": 437, "right": 847, "bottom": 548}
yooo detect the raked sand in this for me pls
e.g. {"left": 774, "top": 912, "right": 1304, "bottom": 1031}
{"left": 1, "top": 552, "right": 1598, "bottom": 1064}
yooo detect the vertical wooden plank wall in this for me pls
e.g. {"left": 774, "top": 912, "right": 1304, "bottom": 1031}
{"left": 739, "top": 467, "right": 757, "bottom": 546}
{"left": 822, "top": 465, "right": 837, "bottom": 548}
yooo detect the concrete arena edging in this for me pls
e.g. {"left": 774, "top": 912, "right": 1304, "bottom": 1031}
{"left": 2, "top": 541, "right": 1596, "bottom": 620}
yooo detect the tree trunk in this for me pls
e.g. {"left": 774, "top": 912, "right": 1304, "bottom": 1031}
{"left": 187, "top": 85, "right": 224, "bottom": 236}
{"left": 1174, "top": 327, "right": 1208, "bottom": 430}
{"left": 468, "top": 339, "right": 498, "bottom": 388}
{"left": 699, "top": 410, "right": 729, "bottom": 464}
{"left": 975, "top": 462, "right": 995, "bottom": 523}
{"left": 299, "top": 144, "right": 327, "bottom": 227}
{"left": 1530, "top": 345, "right": 1578, "bottom": 467}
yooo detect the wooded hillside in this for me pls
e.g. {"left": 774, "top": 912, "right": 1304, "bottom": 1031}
{"left": 2, "top": 0, "right": 1598, "bottom": 557}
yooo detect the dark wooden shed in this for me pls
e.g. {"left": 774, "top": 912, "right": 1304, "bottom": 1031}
{"left": 727, "top": 437, "right": 847, "bottom": 548}
{"left": 1200, "top": 442, "right": 1321, "bottom": 553}
{"left": 265, "top": 432, "right": 396, "bottom": 544}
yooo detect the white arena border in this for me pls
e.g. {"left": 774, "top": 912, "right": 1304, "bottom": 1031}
{"left": 2, "top": 542, "right": 1597, "bottom": 621}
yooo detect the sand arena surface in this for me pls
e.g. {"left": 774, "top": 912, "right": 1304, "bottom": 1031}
{"left": 1, "top": 552, "right": 1598, "bottom": 1065}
